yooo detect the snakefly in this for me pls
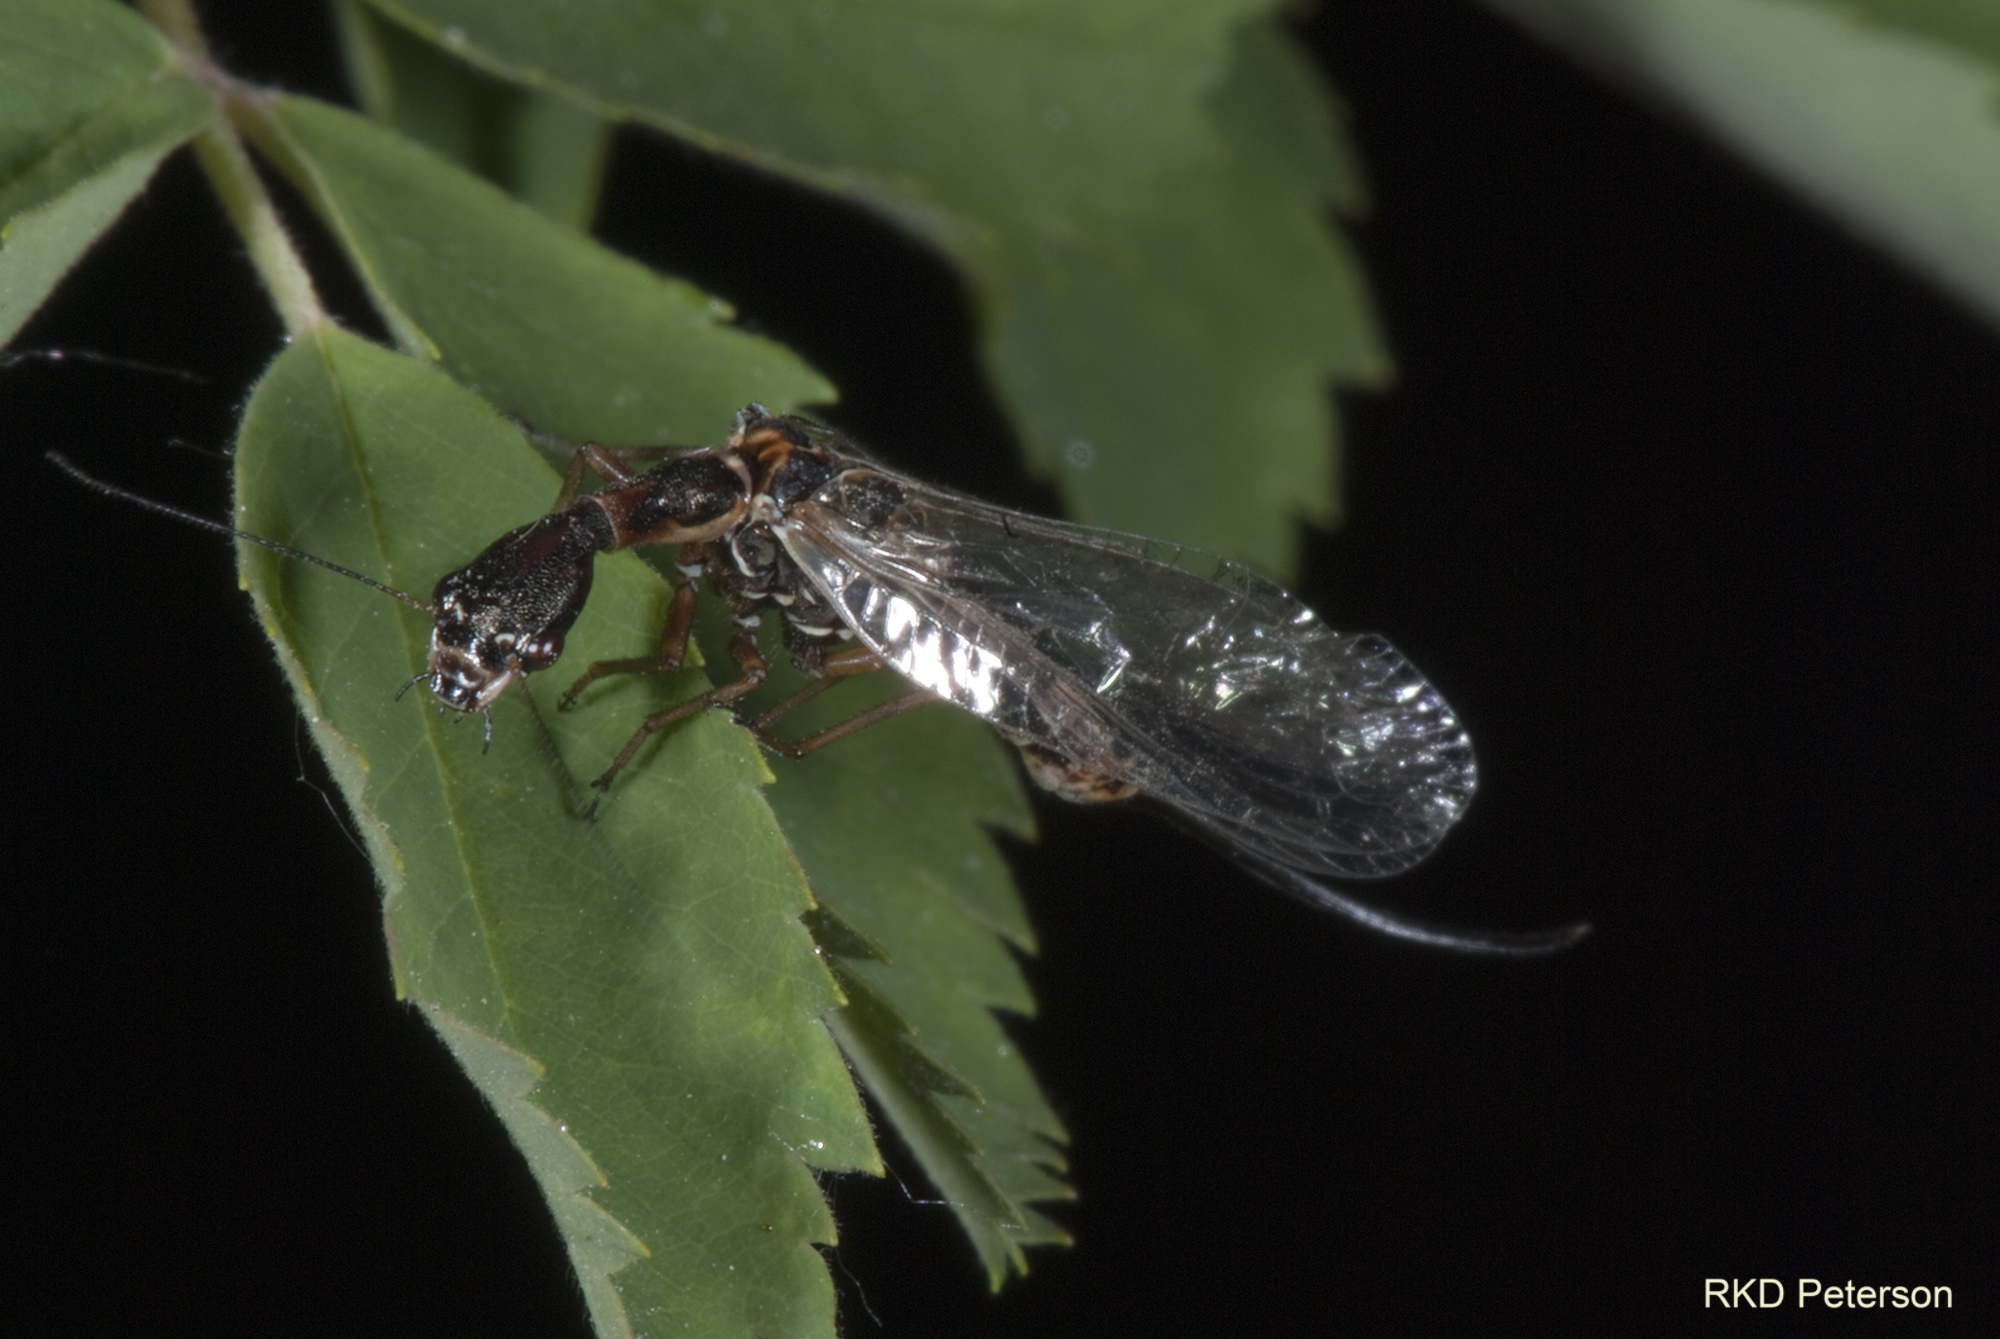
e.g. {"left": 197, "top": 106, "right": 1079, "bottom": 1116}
{"left": 52, "top": 406, "right": 1585, "bottom": 954}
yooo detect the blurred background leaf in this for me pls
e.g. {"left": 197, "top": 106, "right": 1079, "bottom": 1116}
{"left": 1481, "top": 0, "right": 2000, "bottom": 331}
{"left": 242, "top": 92, "right": 829, "bottom": 436}
{"left": 332, "top": 0, "right": 609, "bottom": 227}
{"left": 0, "top": 0, "right": 209, "bottom": 341}
{"left": 359, "top": 0, "right": 1390, "bottom": 575}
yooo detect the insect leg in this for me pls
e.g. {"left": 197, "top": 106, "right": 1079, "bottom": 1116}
{"left": 514, "top": 410, "right": 695, "bottom": 506}
{"left": 558, "top": 573, "right": 702, "bottom": 709}
{"left": 741, "top": 645, "right": 938, "bottom": 760}
{"left": 550, "top": 441, "right": 651, "bottom": 510}
{"left": 588, "top": 622, "right": 771, "bottom": 796}
{"left": 550, "top": 446, "right": 594, "bottom": 511}
{"left": 746, "top": 689, "right": 938, "bottom": 760}
{"left": 754, "top": 642, "right": 888, "bottom": 720}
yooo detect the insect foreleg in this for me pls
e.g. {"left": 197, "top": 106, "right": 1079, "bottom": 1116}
{"left": 511, "top": 418, "right": 684, "bottom": 497}
{"left": 550, "top": 439, "right": 672, "bottom": 510}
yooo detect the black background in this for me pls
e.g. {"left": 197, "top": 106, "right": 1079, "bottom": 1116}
{"left": 8, "top": 2, "right": 1994, "bottom": 1334}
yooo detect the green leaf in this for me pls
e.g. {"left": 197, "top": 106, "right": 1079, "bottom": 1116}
{"left": 363, "top": 0, "right": 1388, "bottom": 574}
{"left": 725, "top": 614, "right": 1071, "bottom": 1287}
{"left": 235, "top": 82, "right": 1067, "bottom": 1298}
{"left": 332, "top": 0, "right": 610, "bottom": 227}
{"left": 244, "top": 92, "right": 828, "bottom": 442}
{"left": 0, "top": 0, "right": 209, "bottom": 344}
{"left": 1481, "top": 0, "right": 2000, "bottom": 330}
{"left": 234, "top": 325, "right": 880, "bottom": 1339}
{"left": 988, "top": 19, "right": 1388, "bottom": 562}
{"left": 1840, "top": 0, "right": 2000, "bottom": 68}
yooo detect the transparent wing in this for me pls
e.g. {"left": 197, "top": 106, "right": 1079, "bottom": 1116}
{"left": 777, "top": 472, "right": 1476, "bottom": 880}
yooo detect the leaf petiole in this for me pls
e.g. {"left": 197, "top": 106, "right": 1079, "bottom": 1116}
{"left": 134, "top": 0, "right": 326, "bottom": 337}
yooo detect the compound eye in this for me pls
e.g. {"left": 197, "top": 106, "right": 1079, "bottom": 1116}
{"left": 520, "top": 631, "right": 566, "bottom": 672}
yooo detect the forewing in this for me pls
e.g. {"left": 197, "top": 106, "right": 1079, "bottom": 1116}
{"left": 779, "top": 478, "right": 1475, "bottom": 879}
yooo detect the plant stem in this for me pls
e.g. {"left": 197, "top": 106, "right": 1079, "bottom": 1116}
{"left": 137, "top": 0, "right": 326, "bottom": 338}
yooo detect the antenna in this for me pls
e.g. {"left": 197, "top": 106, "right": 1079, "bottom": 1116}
{"left": 46, "top": 451, "right": 436, "bottom": 615}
